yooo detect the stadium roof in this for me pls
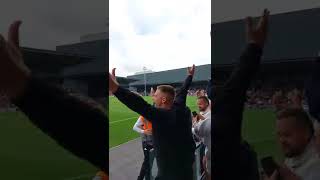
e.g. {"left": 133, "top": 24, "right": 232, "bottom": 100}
{"left": 80, "top": 32, "right": 108, "bottom": 42}
{"left": 116, "top": 77, "right": 138, "bottom": 85}
{"left": 212, "top": 7, "right": 320, "bottom": 65}
{"left": 23, "top": 47, "right": 93, "bottom": 66}
{"left": 22, "top": 47, "right": 93, "bottom": 76}
{"left": 56, "top": 40, "right": 107, "bottom": 77}
{"left": 127, "top": 64, "right": 211, "bottom": 86}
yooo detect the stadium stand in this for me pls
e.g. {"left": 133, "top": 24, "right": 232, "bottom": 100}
{"left": 213, "top": 8, "right": 320, "bottom": 88}
{"left": 57, "top": 39, "right": 107, "bottom": 99}
{"left": 127, "top": 64, "right": 211, "bottom": 94}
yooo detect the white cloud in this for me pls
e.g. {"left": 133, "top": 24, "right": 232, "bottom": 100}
{"left": 109, "top": 0, "right": 211, "bottom": 77}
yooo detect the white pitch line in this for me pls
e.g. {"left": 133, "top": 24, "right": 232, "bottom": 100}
{"left": 109, "top": 117, "right": 137, "bottom": 125}
{"left": 109, "top": 137, "right": 141, "bottom": 150}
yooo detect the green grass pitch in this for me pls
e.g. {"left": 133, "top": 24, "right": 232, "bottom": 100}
{"left": 242, "top": 109, "right": 284, "bottom": 164}
{"left": 0, "top": 112, "right": 97, "bottom": 180}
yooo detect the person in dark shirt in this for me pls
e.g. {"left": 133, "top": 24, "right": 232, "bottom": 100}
{"left": 212, "top": 9, "right": 269, "bottom": 180}
{"left": 305, "top": 57, "right": 320, "bottom": 123}
{"left": 0, "top": 21, "right": 108, "bottom": 176}
{"left": 109, "top": 66, "right": 196, "bottom": 180}
{"left": 305, "top": 56, "right": 320, "bottom": 156}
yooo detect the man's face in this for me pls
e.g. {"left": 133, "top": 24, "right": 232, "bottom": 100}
{"left": 197, "top": 98, "right": 209, "bottom": 112}
{"left": 276, "top": 117, "right": 310, "bottom": 158}
{"left": 152, "top": 89, "right": 167, "bottom": 107}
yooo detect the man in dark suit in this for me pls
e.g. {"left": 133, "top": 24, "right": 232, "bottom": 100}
{"left": 109, "top": 66, "right": 196, "bottom": 180}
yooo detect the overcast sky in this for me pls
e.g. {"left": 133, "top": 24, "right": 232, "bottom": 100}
{"left": 1, "top": 0, "right": 319, "bottom": 75}
{"left": 0, "top": 0, "right": 106, "bottom": 50}
{"left": 109, "top": 0, "right": 320, "bottom": 77}
{"left": 109, "top": 0, "right": 211, "bottom": 77}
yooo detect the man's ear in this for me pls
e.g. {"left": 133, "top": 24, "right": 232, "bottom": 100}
{"left": 162, "top": 97, "right": 167, "bottom": 104}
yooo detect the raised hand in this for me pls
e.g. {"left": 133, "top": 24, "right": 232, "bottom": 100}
{"left": 0, "top": 21, "right": 31, "bottom": 99}
{"left": 187, "top": 64, "right": 195, "bottom": 76}
{"left": 197, "top": 113, "right": 205, "bottom": 120}
{"left": 246, "top": 9, "right": 270, "bottom": 47}
{"left": 109, "top": 68, "right": 119, "bottom": 93}
{"left": 111, "top": 68, "right": 117, "bottom": 79}
{"left": 150, "top": 87, "right": 155, "bottom": 97}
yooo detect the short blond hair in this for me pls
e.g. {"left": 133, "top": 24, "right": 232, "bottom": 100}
{"left": 157, "top": 85, "right": 175, "bottom": 100}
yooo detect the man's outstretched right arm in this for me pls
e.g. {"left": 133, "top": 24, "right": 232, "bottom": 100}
{"left": 113, "top": 86, "right": 158, "bottom": 122}
{"left": 109, "top": 69, "right": 158, "bottom": 122}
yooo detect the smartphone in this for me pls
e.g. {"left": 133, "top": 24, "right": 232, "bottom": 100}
{"left": 261, "top": 156, "right": 279, "bottom": 177}
{"left": 192, "top": 111, "right": 198, "bottom": 117}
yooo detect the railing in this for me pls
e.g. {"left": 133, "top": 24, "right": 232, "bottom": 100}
{"left": 147, "top": 142, "right": 205, "bottom": 180}
{"left": 194, "top": 142, "right": 205, "bottom": 180}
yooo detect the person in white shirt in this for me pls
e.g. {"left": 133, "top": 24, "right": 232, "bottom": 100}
{"left": 265, "top": 108, "right": 320, "bottom": 180}
{"left": 133, "top": 116, "right": 154, "bottom": 180}
{"left": 192, "top": 96, "right": 211, "bottom": 138}
{"left": 197, "top": 96, "right": 211, "bottom": 119}
{"left": 194, "top": 116, "right": 211, "bottom": 179}
{"left": 192, "top": 96, "right": 211, "bottom": 179}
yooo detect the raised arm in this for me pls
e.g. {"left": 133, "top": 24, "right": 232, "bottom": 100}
{"left": 213, "top": 9, "right": 269, "bottom": 140}
{"left": 109, "top": 68, "right": 159, "bottom": 122}
{"left": 213, "top": 9, "right": 269, "bottom": 179}
{"left": 174, "top": 64, "right": 195, "bottom": 106}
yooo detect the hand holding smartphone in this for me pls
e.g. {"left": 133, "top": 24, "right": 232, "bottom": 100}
{"left": 192, "top": 111, "right": 198, "bottom": 117}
